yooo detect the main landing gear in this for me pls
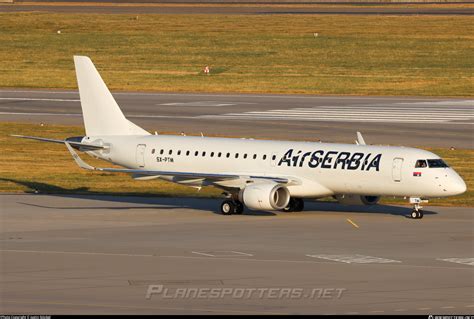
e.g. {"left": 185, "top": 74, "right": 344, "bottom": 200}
{"left": 283, "top": 198, "right": 304, "bottom": 212}
{"left": 220, "top": 199, "right": 244, "bottom": 215}
{"left": 410, "top": 197, "right": 426, "bottom": 219}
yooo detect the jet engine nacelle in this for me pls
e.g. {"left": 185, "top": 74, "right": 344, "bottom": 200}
{"left": 334, "top": 194, "right": 380, "bottom": 206}
{"left": 239, "top": 182, "right": 290, "bottom": 211}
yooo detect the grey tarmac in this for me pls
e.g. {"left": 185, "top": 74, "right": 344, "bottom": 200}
{"left": 1, "top": 3, "right": 473, "bottom": 15}
{"left": 0, "top": 89, "right": 472, "bottom": 148}
{"left": 0, "top": 194, "right": 473, "bottom": 314}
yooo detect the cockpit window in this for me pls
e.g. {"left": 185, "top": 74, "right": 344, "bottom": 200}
{"left": 415, "top": 160, "right": 428, "bottom": 168}
{"left": 427, "top": 159, "right": 448, "bottom": 168}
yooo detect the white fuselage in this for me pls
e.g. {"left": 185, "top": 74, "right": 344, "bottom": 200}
{"left": 84, "top": 134, "right": 466, "bottom": 199}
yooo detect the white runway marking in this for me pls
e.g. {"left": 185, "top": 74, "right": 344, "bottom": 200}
{"left": 160, "top": 101, "right": 236, "bottom": 107}
{"left": 306, "top": 254, "right": 401, "bottom": 264}
{"left": 399, "top": 100, "right": 474, "bottom": 106}
{"left": 200, "top": 116, "right": 472, "bottom": 124}
{"left": 229, "top": 251, "right": 254, "bottom": 256}
{"left": 201, "top": 100, "right": 474, "bottom": 124}
{"left": 0, "top": 112, "right": 193, "bottom": 119}
{"left": 0, "top": 89, "right": 428, "bottom": 100}
{"left": 191, "top": 251, "right": 254, "bottom": 257}
{"left": 1, "top": 250, "right": 472, "bottom": 270}
{"left": 191, "top": 251, "right": 215, "bottom": 257}
{"left": 437, "top": 258, "right": 474, "bottom": 266}
{"left": 0, "top": 249, "right": 154, "bottom": 257}
{"left": 0, "top": 97, "right": 79, "bottom": 102}
{"left": 1, "top": 110, "right": 470, "bottom": 125}
{"left": 0, "top": 112, "right": 81, "bottom": 116}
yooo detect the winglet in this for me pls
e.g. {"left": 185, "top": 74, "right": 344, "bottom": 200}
{"left": 65, "top": 142, "right": 96, "bottom": 171}
{"left": 356, "top": 132, "right": 366, "bottom": 145}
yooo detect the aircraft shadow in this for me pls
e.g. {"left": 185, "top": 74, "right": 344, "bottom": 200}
{"left": 1, "top": 178, "right": 277, "bottom": 216}
{"left": 303, "top": 201, "right": 437, "bottom": 218}
{"left": 2, "top": 178, "right": 437, "bottom": 218}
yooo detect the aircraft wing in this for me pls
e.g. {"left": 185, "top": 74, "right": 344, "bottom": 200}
{"left": 65, "top": 142, "right": 300, "bottom": 186}
{"left": 12, "top": 135, "right": 105, "bottom": 151}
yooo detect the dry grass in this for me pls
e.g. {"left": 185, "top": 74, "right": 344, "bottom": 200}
{"left": 1, "top": 122, "right": 472, "bottom": 207}
{"left": 0, "top": 122, "right": 222, "bottom": 198}
{"left": 0, "top": 13, "right": 472, "bottom": 96}
{"left": 14, "top": 2, "right": 474, "bottom": 8}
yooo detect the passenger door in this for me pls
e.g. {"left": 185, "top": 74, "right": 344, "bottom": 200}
{"left": 136, "top": 144, "right": 146, "bottom": 168}
{"left": 392, "top": 158, "right": 404, "bottom": 182}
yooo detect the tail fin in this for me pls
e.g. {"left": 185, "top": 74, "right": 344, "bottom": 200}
{"left": 73, "top": 56, "right": 149, "bottom": 136}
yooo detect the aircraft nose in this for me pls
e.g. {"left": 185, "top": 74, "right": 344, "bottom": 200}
{"left": 451, "top": 172, "right": 467, "bottom": 195}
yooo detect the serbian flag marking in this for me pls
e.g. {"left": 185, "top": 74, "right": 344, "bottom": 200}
{"left": 413, "top": 172, "right": 422, "bottom": 177}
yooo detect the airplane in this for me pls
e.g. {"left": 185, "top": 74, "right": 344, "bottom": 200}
{"left": 13, "top": 56, "right": 467, "bottom": 219}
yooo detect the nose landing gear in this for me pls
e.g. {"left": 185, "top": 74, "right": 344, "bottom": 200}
{"left": 411, "top": 209, "right": 423, "bottom": 219}
{"left": 410, "top": 197, "right": 427, "bottom": 219}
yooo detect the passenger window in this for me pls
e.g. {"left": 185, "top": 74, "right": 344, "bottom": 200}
{"left": 151, "top": 149, "right": 155, "bottom": 154}
{"left": 272, "top": 155, "right": 276, "bottom": 161}
{"left": 415, "top": 160, "right": 428, "bottom": 168}
{"left": 244, "top": 154, "right": 248, "bottom": 159}
{"left": 218, "top": 152, "right": 222, "bottom": 157}
{"left": 169, "top": 150, "right": 173, "bottom": 155}
{"left": 160, "top": 149, "right": 164, "bottom": 155}
{"left": 195, "top": 151, "right": 199, "bottom": 156}
{"left": 235, "top": 153, "right": 239, "bottom": 159}
{"left": 263, "top": 155, "right": 267, "bottom": 160}
{"left": 186, "top": 151, "right": 190, "bottom": 156}
{"left": 253, "top": 154, "right": 257, "bottom": 160}
{"left": 202, "top": 151, "right": 206, "bottom": 157}
{"left": 226, "top": 153, "right": 230, "bottom": 158}
{"left": 177, "top": 150, "right": 181, "bottom": 155}
{"left": 211, "top": 152, "right": 214, "bottom": 157}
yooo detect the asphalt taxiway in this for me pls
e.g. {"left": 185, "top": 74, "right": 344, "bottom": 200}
{"left": 1, "top": 3, "right": 472, "bottom": 15}
{"left": 1, "top": 90, "right": 473, "bottom": 148}
{"left": 0, "top": 194, "right": 473, "bottom": 314}
{"left": 1, "top": 89, "right": 472, "bottom": 314}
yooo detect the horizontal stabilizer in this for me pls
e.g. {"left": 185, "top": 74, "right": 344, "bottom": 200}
{"left": 12, "top": 135, "right": 105, "bottom": 151}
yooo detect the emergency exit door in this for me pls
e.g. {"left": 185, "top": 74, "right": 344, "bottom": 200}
{"left": 392, "top": 158, "right": 403, "bottom": 182}
{"left": 136, "top": 144, "right": 146, "bottom": 168}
